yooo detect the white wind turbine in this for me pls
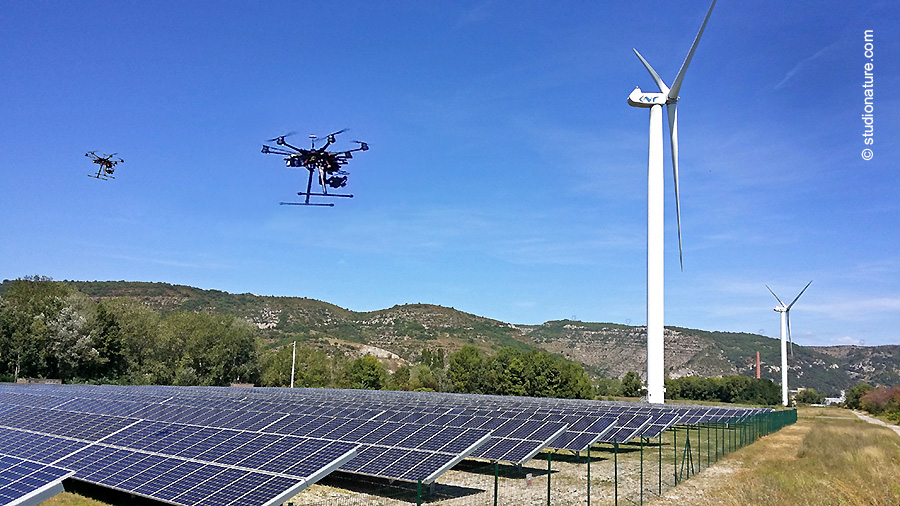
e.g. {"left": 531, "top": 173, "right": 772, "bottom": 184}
{"left": 767, "top": 281, "right": 812, "bottom": 406}
{"left": 627, "top": 0, "right": 717, "bottom": 404}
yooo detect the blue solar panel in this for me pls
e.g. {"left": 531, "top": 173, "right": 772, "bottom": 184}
{"left": 1, "top": 382, "right": 772, "bottom": 502}
{"left": 0, "top": 453, "right": 74, "bottom": 506}
{"left": 641, "top": 412, "right": 682, "bottom": 438}
{"left": 599, "top": 414, "right": 653, "bottom": 444}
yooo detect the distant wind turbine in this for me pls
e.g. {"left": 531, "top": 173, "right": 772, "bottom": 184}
{"left": 766, "top": 281, "right": 812, "bottom": 406}
{"left": 627, "top": 0, "right": 717, "bottom": 404}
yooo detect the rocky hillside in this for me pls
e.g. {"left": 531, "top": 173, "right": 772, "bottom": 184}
{"left": 54, "top": 281, "right": 900, "bottom": 396}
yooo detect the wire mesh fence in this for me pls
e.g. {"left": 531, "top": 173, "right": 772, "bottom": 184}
{"left": 288, "top": 409, "right": 797, "bottom": 506}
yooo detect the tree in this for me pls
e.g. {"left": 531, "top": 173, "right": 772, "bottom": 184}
{"left": 596, "top": 377, "right": 622, "bottom": 397}
{"left": 845, "top": 383, "right": 874, "bottom": 410}
{"left": 620, "top": 371, "right": 644, "bottom": 397}
{"left": 157, "top": 312, "right": 261, "bottom": 386}
{"left": 795, "top": 388, "right": 825, "bottom": 405}
{"left": 556, "top": 360, "right": 594, "bottom": 399}
{"left": 486, "top": 347, "right": 529, "bottom": 397}
{"left": 0, "top": 276, "right": 73, "bottom": 380}
{"left": 390, "top": 365, "right": 412, "bottom": 391}
{"left": 259, "top": 345, "right": 292, "bottom": 387}
{"left": 410, "top": 364, "right": 438, "bottom": 391}
{"left": 859, "top": 386, "right": 900, "bottom": 415}
{"left": 449, "top": 345, "right": 485, "bottom": 394}
{"left": 420, "top": 347, "right": 446, "bottom": 370}
{"left": 45, "top": 293, "right": 103, "bottom": 380}
{"left": 345, "top": 355, "right": 388, "bottom": 390}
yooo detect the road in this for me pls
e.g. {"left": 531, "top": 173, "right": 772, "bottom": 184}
{"left": 853, "top": 410, "right": 900, "bottom": 437}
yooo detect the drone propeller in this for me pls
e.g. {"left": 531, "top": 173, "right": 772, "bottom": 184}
{"left": 318, "top": 128, "right": 349, "bottom": 144}
{"left": 352, "top": 140, "right": 369, "bottom": 151}
{"left": 266, "top": 131, "right": 298, "bottom": 143}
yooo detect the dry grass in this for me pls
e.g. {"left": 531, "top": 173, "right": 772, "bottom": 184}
{"left": 650, "top": 407, "right": 900, "bottom": 506}
{"left": 41, "top": 492, "right": 111, "bottom": 506}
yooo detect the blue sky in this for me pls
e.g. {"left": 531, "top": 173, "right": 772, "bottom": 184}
{"left": 1, "top": 1, "right": 898, "bottom": 347}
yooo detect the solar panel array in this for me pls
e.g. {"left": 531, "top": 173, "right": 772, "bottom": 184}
{"left": 0, "top": 453, "right": 73, "bottom": 506}
{"left": 0, "top": 386, "right": 493, "bottom": 486}
{"left": 0, "top": 383, "right": 771, "bottom": 506}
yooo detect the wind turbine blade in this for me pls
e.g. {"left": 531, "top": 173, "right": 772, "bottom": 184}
{"left": 633, "top": 49, "right": 670, "bottom": 94}
{"left": 668, "top": 0, "right": 717, "bottom": 102}
{"left": 766, "top": 285, "right": 786, "bottom": 307}
{"left": 667, "top": 104, "right": 683, "bottom": 271}
{"left": 787, "top": 311, "right": 794, "bottom": 358}
{"left": 786, "top": 280, "right": 813, "bottom": 310}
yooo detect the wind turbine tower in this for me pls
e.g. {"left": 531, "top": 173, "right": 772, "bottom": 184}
{"left": 767, "top": 281, "right": 812, "bottom": 406}
{"left": 627, "top": 0, "right": 717, "bottom": 403}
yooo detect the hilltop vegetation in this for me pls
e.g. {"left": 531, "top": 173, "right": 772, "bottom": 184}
{"left": 2, "top": 278, "right": 898, "bottom": 397}
{"left": 0, "top": 277, "right": 594, "bottom": 400}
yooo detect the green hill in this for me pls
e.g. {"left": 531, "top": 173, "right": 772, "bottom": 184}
{"left": 4, "top": 279, "right": 897, "bottom": 396}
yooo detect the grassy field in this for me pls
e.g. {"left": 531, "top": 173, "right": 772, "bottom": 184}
{"left": 649, "top": 406, "right": 900, "bottom": 506}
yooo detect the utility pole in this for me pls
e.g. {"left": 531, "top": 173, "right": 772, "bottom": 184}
{"left": 290, "top": 340, "right": 296, "bottom": 388}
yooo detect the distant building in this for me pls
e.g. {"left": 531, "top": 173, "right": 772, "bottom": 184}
{"left": 16, "top": 378, "right": 62, "bottom": 384}
{"left": 824, "top": 390, "right": 846, "bottom": 406}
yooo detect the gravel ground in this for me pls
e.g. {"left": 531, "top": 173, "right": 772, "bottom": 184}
{"left": 286, "top": 434, "right": 715, "bottom": 506}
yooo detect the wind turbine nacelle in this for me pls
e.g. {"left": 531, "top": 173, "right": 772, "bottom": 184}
{"left": 627, "top": 87, "right": 667, "bottom": 108}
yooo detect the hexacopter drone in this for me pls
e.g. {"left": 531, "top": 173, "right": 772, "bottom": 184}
{"left": 261, "top": 129, "right": 368, "bottom": 207}
{"left": 85, "top": 151, "right": 123, "bottom": 180}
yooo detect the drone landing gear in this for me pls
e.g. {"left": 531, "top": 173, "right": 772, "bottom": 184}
{"left": 280, "top": 201, "right": 335, "bottom": 207}
{"left": 280, "top": 168, "right": 353, "bottom": 206}
{"left": 279, "top": 192, "right": 353, "bottom": 207}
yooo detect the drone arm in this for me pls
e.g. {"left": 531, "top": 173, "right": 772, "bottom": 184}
{"left": 278, "top": 140, "right": 305, "bottom": 152}
{"left": 261, "top": 145, "right": 296, "bottom": 156}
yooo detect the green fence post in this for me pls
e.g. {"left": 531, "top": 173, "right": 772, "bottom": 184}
{"left": 729, "top": 422, "right": 733, "bottom": 453}
{"left": 696, "top": 425, "right": 701, "bottom": 473}
{"left": 706, "top": 424, "right": 710, "bottom": 468}
{"left": 547, "top": 451, "right": 552, "bottom": 506}
{"left": 640, "top": 437, "right": 644, "bottom": 506}
{"left": 658, "top": 433, "right": 662, "bottom": 496}
{"left": 614, "top": 442, "right": 619, "bottom": 506}
{"left": 417, "top": 478, "right": 422, "bottom": 506}
{"left": 587, "top": 447, "right": 591, "bottom": 506}
{"left": 673, "top": 427, "right": 678, "bottom": 485}
{"left": 728, "top": 423, "right": 737, "bottom": 453}
{"left": 493, "top": 461, "right": 498, "bottom": 506}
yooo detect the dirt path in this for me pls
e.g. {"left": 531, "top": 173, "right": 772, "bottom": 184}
{"left": 852, "top": 410, "right": 900, "bottom": 437}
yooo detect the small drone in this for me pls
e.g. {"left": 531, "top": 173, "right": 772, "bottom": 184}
{"left": 262, "top": 129, "right": 368, "bottom": 206}
{"left": 86, "top": 151, "right": 123, "bottom": 180}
